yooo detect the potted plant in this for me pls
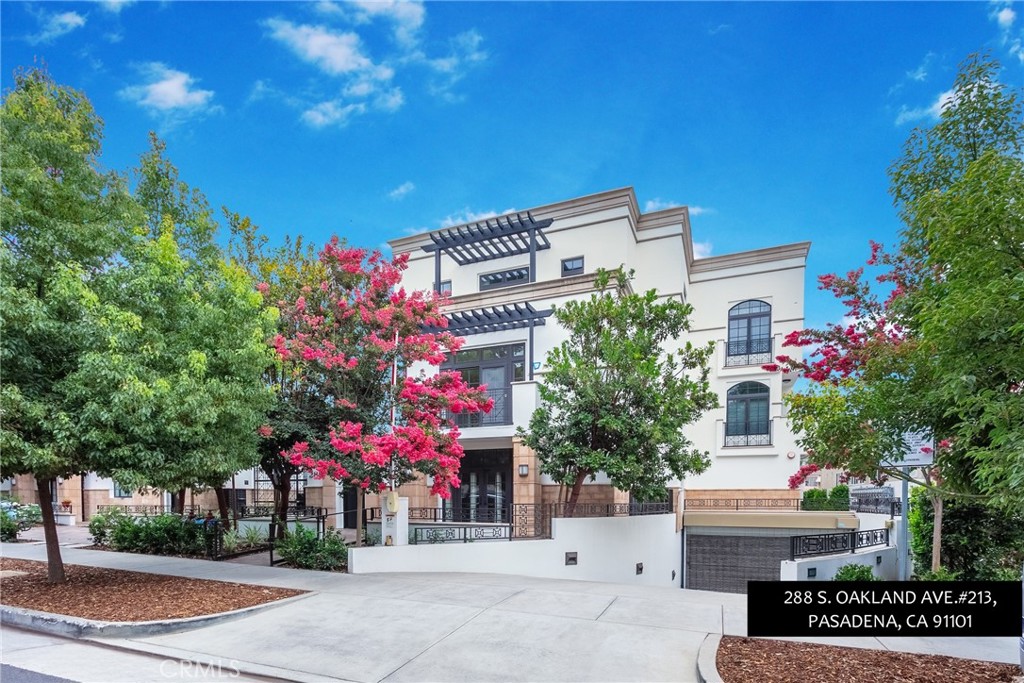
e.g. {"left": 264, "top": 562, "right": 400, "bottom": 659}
{"left": 60, "top": 499, "right": 72, "bottom": 511}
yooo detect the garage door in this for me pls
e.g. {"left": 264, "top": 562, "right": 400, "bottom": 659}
{"left": 685, "top": 534, "right": 789, "bottom": 593}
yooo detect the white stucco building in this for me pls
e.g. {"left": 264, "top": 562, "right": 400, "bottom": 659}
{"left": 385, "top": 186, "right": 810, "bottom": 518}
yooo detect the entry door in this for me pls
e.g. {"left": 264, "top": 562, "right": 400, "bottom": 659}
{"left": 449, "top": 450, "right": 512, "bottom": 523}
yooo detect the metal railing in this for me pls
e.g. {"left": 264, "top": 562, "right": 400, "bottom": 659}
{"left": 447, "top": 387, "right": 512, "bottom": 428}
{"left": 236, "top": 505, "right": 325, "bottom": 519}
{"left": 724, "top": 419, "right": 773, "bottom": 447}
{"left": 365, "top": 500, "right": 675, "bottom": 542}
{"left": 684, "top": 497, "right": 801, "bottom": 511}
{"left": 849, "top": 497, "right": 902, "bottom": 517}
{"left": 790, "top": 528, "right": 890, "bottom": 560}
{"left": 412, "top": 525, "right": 512, "bottom": 544}
{"left": 96, "top": 504, "right": 202, "bottom": 516}
{"left": 725, "top": 338, "right": 773, "bottom": 367}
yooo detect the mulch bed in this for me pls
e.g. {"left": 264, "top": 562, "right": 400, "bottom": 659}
{"left": 0, "top": 558, "right": 305, "bottom": 622}
{"left": 718, "top": 636, "right": 1023, "bottom": 683}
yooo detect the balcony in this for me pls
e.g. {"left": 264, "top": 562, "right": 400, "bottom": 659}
{"left": 723, "top": 419, "right": 773, "bottom": 447}
{"left": 449, "top": 387, "right": 512, "bottom": 428}
{"left": 724, "top": 337, "right": 773, "bottom": 367}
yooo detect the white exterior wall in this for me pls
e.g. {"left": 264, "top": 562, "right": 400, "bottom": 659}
{"left": 349, "top": 514, "right": 681, "bottom": 587}
{"left": 390, "top": 187, "right": 810, "bottom": 491}
{"left": 780, "top": 546, "right": 898, "bottom": 582}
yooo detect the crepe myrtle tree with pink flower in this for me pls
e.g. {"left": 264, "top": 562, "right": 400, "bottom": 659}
{"left": 266, "top": 238, "right": 493, "bottom": 516}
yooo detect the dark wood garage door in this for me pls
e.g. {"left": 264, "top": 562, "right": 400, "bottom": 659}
{"left": 685, "top": 534, "right": 789, "bottom": 593}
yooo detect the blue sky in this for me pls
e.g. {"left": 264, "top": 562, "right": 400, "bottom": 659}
{"left": 3, "top": 1, "right": 1023, "bottom": 329}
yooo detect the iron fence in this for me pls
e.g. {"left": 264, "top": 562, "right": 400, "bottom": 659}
{"left": 849, "top": 497, "right": 902, "bottom": 517}
{"left": 790, "top": 528, "right": 890, "bottom": 561}
{"left": 684, "top": 498, "right": 800, "bottom": 511}
{"left": 236, "top": 505, "right": 326, "bottom": 519}
{"left": 411, "top": 525, "right": 512, "bottom": 544}
{"left": 96, "top": 504, "right": 202, "bottom": 516}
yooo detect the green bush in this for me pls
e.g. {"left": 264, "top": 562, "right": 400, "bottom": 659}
{"left": 1, "top": 513, "right": 18, "bottom": 542}
{"left": 107, "top": 513, "right": 209, "bottom": 556}
{"left": 88, "top": 508, "right": 127, "bottom": 545}
{"left": 222, "top": 530, "right": 239, "bottom": 553}
{"left": 828, "top": 484, "right": 850, "bottom": 501}
{"left": 833, "top": 563, "right": 876, "bottom": 581}
{"left": 914, "top": 567, "right": 960, "bottom": 581}
{"left": 275, "top": 525, "right": 348, "bottom": 571}
{"left": 908, "top": 486, "right": 1024, "bottom": 581}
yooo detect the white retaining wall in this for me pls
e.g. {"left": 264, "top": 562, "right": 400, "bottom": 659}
{"left": 348, "top": 514, "right": 681, "bottom": 587}
{"left": 780, "top": 546, "right": 898, "bottom": 582}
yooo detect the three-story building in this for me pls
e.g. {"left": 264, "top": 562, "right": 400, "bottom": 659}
{"left": 385, "top": 187, "right": 810, "bottom": 518}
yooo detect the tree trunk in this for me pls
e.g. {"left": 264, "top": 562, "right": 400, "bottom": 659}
{"left": 563, "top": 471, "right": 589, "bottom": 518}
{"left": 274, "top": 478, "right": 291, "bottom": 540}
{"left": 931, "top": 493, "right": 943, "bottom": 573}
{"left": 171, "top": 488, "right": 186, "bottom": 514}
{"left": 36, "top": 477, "right": 66, "bottom": 584}
{"left": 356, "top": 486, "right": 364, "bottom": 547}
{"left": 214, "top": 486, "right": 231, "bottom": 529}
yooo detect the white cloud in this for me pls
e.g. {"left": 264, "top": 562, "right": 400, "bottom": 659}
{"left": 906, "top": 52, "right": 935, "bottom": 82}
{"left": 264, "top": 19, "right": 381, "bottom": 77}
{"left": 120, "top": 63, "right": 216, "bottom": 112}
{"left": 99, "top": 0, "right": 136, "bottom": 14}
{"left": 991, "top": 2, "right": 1024, "bottom": 63}
{"left": 348, "top": 0, "right": 425, "bottom": 47}
{"left": 643, "top": 198, "right": 680, "bottom": 212}
{"left": 388, "top": 181, "right": 415, "bottom": 200}
{"left": 692, "top": 241, "right": 713, "bottom": 260}
{"left": 424, "top": 30, "right": 487, "bottom": 101}
{"left": 995, "top": 5, "right": 1016, "bottom": 29}
{"left": 708, "top": 23, "right": 732, "bottom": 36}
{"left": 27, "top": 10, "right": 86, "bottom": 44}
{"left": 440, "top": 208, "right": 517, "bottom": 228}
{"left": 644, "top": 199, "right": 715, "bottom": 216}
{"left": 301, "top": 100, "right": 367, "bottom": 128}
{"left": 374, "top": 88, "right": 404, "bottom": 111}
{"left": 895, "top": 88, "right": 954, "bottom": 125}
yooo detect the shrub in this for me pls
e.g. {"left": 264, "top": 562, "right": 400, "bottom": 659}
{"left": 828, "top": 484, "right": 850, "bottom": 501}
{"left": 107, "top": 513, "right": 209, "bottom": 556}
{"left": 914, "top": 567, "right": 960, "bottom": 581}
{"left": 0, "top": 513, "right": 18, "bottom": 542}
{"left": 833, "top": 563, "right": 875, "bottom": 581}
{"left": 276, "top": 525, "right": 348, "bottom": 571}
{"left": 88, "top": 508, "right": 127, "bottom": 545}
{"left": 908, "top": 486, "right": 1024, "bottom": 580}
{"left": 241, "top": 525, "right": 267, "bottom": 547}
{"left": 801, "top": 488, "right": 827, "bottom": 510}
{"left": 222, "top": 530, "right": 239, "bottom": 554}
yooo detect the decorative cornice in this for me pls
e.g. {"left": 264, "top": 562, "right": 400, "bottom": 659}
{"left": 689, "top": 241, "right": 811, "bottom": 275}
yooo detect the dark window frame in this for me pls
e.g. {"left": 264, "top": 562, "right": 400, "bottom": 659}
{"left": 724, "top": 381, "right": 772, "bottom": 446}
{"left": 561, "top": 256, "right": 584, "bottom": 277}
{"left": 113, "top": 482, "right": 132, "bottom": 498}
{"left": 438, "top": 280, "right": 452, "bottom": 296}
{"left": 479, "top": 266, "right": 530, "bottom": 292}
{"left": 726, "top": 299, "right": 772, "bottom": 366}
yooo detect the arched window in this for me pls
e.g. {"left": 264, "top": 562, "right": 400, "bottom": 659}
{"left": 726, "top": 300, "right": 772, "bottom": 366}
{"left": 725, "top": 381, "right": 771, "bottom": 446}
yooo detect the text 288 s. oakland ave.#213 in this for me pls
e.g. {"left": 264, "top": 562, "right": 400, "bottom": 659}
{"left": 746, "top": 582, "right": 1022, "bottom": 638}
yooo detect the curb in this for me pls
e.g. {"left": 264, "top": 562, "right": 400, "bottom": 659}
{"left": 0, "top": 591, "right": 312, "bottom": 639}
{"left": 696, "top": 632, "right": 724, "bottom": 683}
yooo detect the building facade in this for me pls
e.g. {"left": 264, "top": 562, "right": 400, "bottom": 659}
{"left": 384, "top": 187, "right": 810, "bottom": 518}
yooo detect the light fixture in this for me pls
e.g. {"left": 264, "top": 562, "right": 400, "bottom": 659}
{"left": 518, "top": 464, "right": 529, "bottom": 477}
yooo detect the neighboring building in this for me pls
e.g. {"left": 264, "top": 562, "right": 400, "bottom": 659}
{"left": 383, "top": 186, "right": 811, "bottom": 519}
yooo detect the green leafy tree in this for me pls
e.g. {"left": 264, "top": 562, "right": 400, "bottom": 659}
{"left": 775, "top": 53, "right": 1024, "bottom": 571}
{"left": 519, "top": 269, "right": 717, "bottom": 516}
{"left": 66, "top": 138, "right": 276, "bottom": 523}
{"left": 1, "top": 69, "right": 137, "bottom": 582}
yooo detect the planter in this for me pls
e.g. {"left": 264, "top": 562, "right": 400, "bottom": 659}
{"left": 54, "top": 512, "right": 76, "bottom": 526}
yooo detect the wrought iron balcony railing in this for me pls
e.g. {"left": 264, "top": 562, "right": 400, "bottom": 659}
{"left": 725, "top": 337, "right": 773, "bottom": 367}
{"left": 724, "top": 419, "right": 773, "bottom": 447}
{"left": 448, "top": 387, "right": 512, "bottom": 427}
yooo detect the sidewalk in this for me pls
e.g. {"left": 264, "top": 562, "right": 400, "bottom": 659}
{"left": 1, "top": 540, "right": 1019, "bottom": 682}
